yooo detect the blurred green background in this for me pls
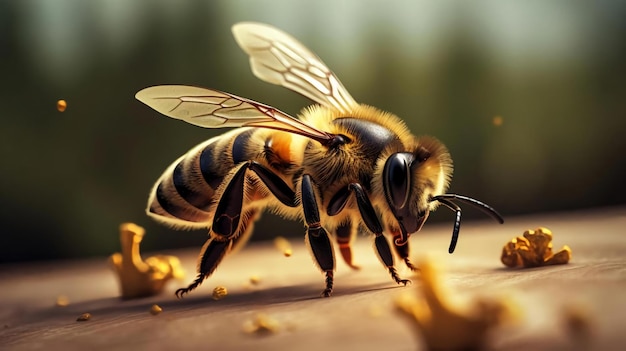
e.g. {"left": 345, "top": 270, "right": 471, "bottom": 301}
{"left": 1, "top": 0, "right": 624, "bottom": 263}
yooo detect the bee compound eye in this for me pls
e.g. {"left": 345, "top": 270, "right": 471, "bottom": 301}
{"left": 383, "top": 153, "right": 413, "bottom": 209}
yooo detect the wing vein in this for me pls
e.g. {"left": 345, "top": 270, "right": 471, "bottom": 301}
{"left": 233, "top": 22, "right": 359, "bottom": 114}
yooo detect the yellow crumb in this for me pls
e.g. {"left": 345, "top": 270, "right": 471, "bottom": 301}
{"left": 243, "top": 313, "right": 280, "bottom": 335}
{"left": 55, "top": 295, "right": 69, "bottom": 307}
{"left": 249, "top": 275, "right": 261, "bottom": 285}
{"left": 492, "top": 115, "right": 503, "bottom": 126}
{"left": 57, "top": 99, "right": 67, "bottom": 112}
{"left": 212, "top": 286, "right": 228, "bottom": 300}
{"left": 76, "top": 313, "right": 91, "bottom": 322}
{"left": 150, "top": 304, "right": 163, "bottom": 315}
{"left": 274, "top": 237, "right": 292, "bottom": 257}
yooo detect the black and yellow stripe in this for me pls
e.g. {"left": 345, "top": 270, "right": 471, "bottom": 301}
{"left": 147, "top": 128, "right": 262, "bottom": 228}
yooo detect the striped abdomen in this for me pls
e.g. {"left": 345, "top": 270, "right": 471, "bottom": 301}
{"left": 147, "top": 128, "right": 259, "bottom": 229}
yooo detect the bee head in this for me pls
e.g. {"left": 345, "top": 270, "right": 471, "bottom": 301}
{"left": 382, "top": 140, "right": 503, "bottom": 253}
{"left": 380, "top": 138, "right": 453, "bottom": 244}
{"left": 382, "top": 150, "right": 432, "bottom": 237}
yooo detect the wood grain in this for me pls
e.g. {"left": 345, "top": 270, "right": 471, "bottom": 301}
{"left": 1, "top": 207, "right": 624, "bottom": 350}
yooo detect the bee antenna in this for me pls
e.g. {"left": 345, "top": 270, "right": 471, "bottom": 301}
{"left": 432, "top": 197, "right": 462, "bottom": 254}
{"left": 432, "top": 194, "right": 504, "bottom": 224}
{"left": 430, "top": 194, "right": 504, "bottom": 254}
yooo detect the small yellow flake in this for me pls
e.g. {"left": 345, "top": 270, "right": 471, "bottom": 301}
{"left": 492, "top": 115, "right": 503, "bottom": 126}
{"left": 55, "top": 295, "right": 70, "bottom": 307}
{"left": 212, "top": 286, "right": 228, "bottom": 300}
{"left": 57, "top": 100, "right": 67, "bottom": 112}
{"left": 243, "top": 313, "right": 280, "bottom": 335}
{"left": 274, "top": 236, "right": 292, "bottom": 257}
{"left": 149, "top": 304, "right": 163, "bottom": 315}
{"left": 76, "top": 313, "right": 91, "bottom": 322}
{"left": 249, "top": 275, "right": 261, "bottom": 285}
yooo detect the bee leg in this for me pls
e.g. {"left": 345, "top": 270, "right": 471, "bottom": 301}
{"left": 209, "top": 162, "right": 249, "bottom": 239}
{"left": 301, "top": 174, "right": 335, "bottom": 297}
{"left": 213, "top": 161, "right": 296, "bottom": 238}
{"left": 392, "top": 229, "right": 419, "bottom": 272}
{"left": 177, "top": 162, "right": 253, "bottom": 298}
{"left": 248, "top": 161, "right": 297, "bottom": 207}
{"left": 336, "top": 220, "right": 360, "bottom": 270}
{"left": 175, "top": 237, "right": 232, "bottom": 298}
{"left": 348, "top": 183, "right": 411, "bottom": 286}
{"left": 230, "top": 208, "right": 260, "bottom": 253}
{"left": 177, "top": 160, "right": 295, "bottom": 298}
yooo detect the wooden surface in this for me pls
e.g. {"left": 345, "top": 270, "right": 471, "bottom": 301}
{"left": 1, "top": 207, "right": 625, "bottom": 350}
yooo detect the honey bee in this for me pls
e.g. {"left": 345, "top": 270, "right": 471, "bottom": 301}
{"left": 136, "top": 22, "right": 503, "bottom": 298}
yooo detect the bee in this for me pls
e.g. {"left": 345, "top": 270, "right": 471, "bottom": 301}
{"left": 136, "top": 22, "right": 503, "bottom": 298}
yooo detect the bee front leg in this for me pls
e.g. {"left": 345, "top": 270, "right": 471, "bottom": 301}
{"left": 392, "top": 229, "right": 419, "bottom": 272}
{"left": 348, "top": 183, "right": 410, "bottom": 286}
{"left": 301, "top": 174, "right": 335, "bottom": 297}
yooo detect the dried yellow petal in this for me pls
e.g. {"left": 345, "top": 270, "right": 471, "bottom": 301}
{"left": 108, "top": 223, "right": 185, "bottom": 299}
{"left": 396, "top": 257, "right": 514, "bottom": 351}
{"left": 501, "top": 227, "right": 571, "bottom": 268}
{"left": 524, "top": 228, "right": 553, "bottom": 262}
{"left": 500, "top": 240, "right": 524, "bottom": 268}
{"left": 545, "top": 245, "right": 572, "bottom": 266}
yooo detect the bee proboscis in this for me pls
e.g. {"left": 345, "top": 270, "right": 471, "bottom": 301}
{"left": 136, "top": 22, "right": 503, "bottom": 298}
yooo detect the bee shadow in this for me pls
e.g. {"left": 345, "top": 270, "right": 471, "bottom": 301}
{"left": 5, "top": 280, "right": 405, "bottom": 330}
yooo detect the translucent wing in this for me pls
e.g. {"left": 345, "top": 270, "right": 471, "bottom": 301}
{"left": 136, "top": 85, "right": 334, "bottom": 144}
{"left": 232, "top": 22, "right": 359, "bottom": 114}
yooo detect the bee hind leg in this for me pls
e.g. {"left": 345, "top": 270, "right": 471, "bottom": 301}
{"left": 177, "top": 161, "right": 297, "bottom": 298}
{"left": 335, "top": 220, "right": 360, "bottom": 270}
{"left": 175, "top": 209, "right": 260, "bottom": 299}
{"left": 175, "top": 237, "right": 232, "bottom": 298}
{"left": 301, "top": 174, "right": 335, "bottom": 297}
{"left": 175, "top": 162, "right": 251, "bottom": 298}
{"left": 348, "top": 183, "right": 410, "bottom": 286}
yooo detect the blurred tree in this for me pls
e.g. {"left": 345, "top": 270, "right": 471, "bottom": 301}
{"left": 1, "top": 0, "right": 624, "bottom": 262}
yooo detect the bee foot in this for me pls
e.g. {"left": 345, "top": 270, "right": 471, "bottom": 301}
{"left": 404, "top": 258, "right": 420, "bottom": 272}
{"left": 175, "top": 288, "right": 189, "bottom": 299}
{"left": 389, "top": 267, "right": 411, "bottom": 286}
